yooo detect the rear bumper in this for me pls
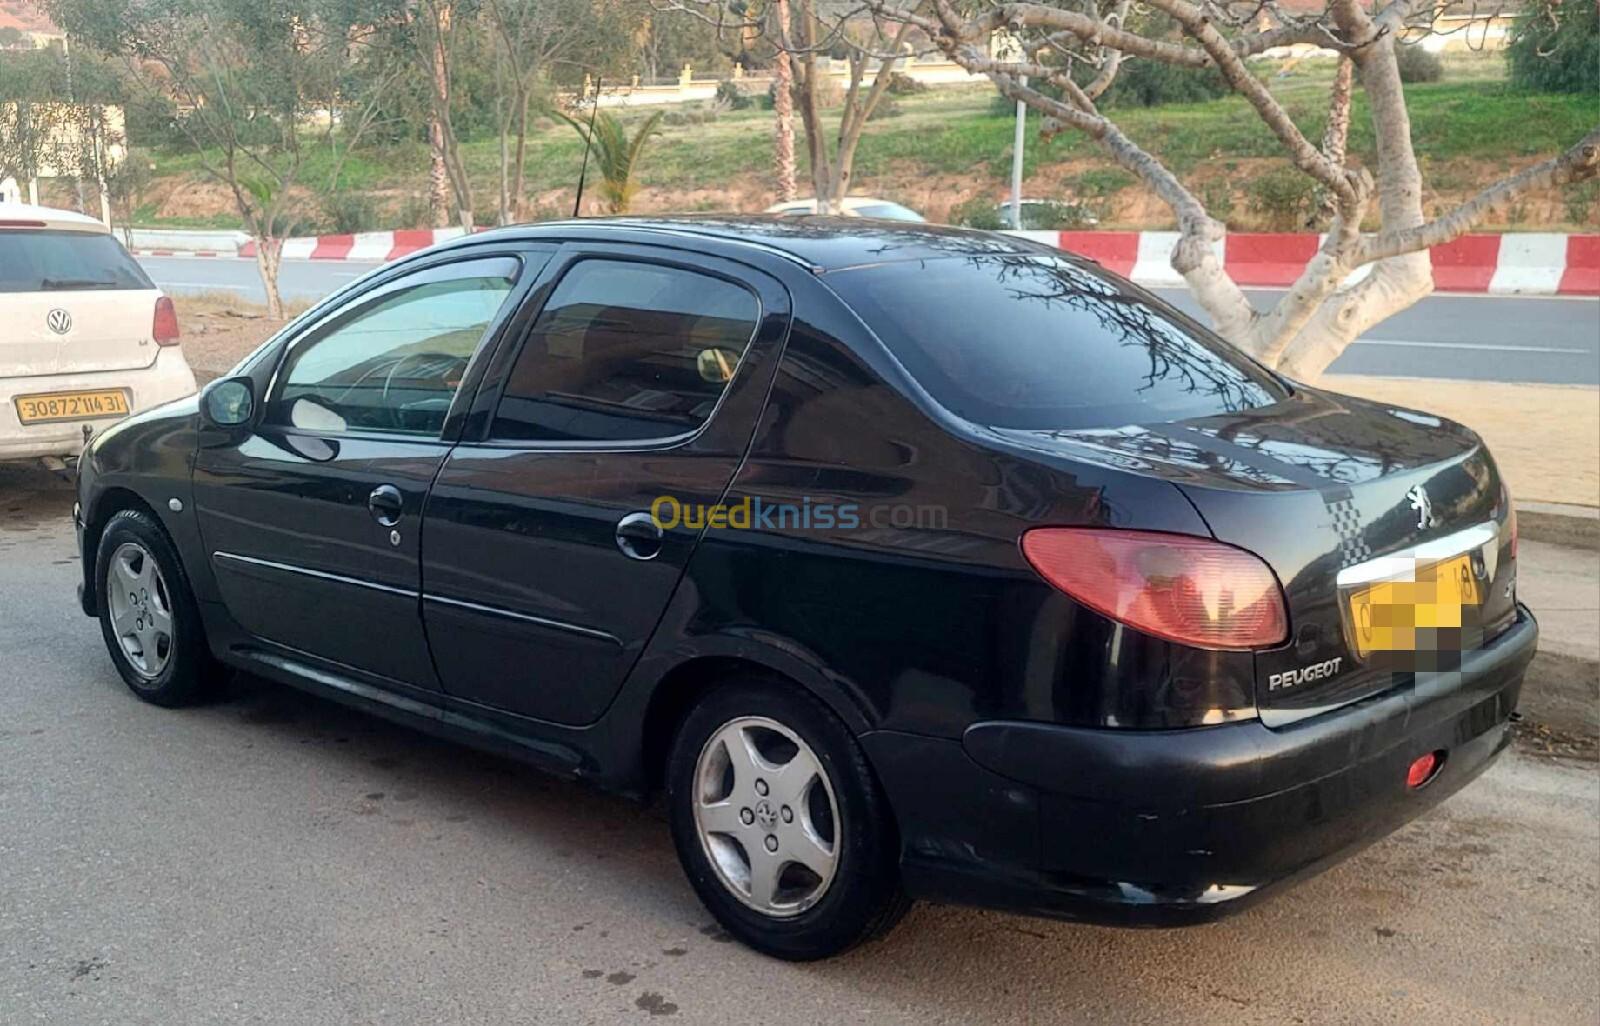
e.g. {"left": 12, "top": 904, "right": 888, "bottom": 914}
{"left": 863, "top": 604, "right": 1538, "bottom": 925}
{"left": 0, "top": 350, "right": 196, "bottom": 460}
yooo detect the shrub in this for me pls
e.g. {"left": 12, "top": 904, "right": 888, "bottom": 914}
{"left": 1200, "top": 180, "right": 1236, "bottom": 225}
{"left": 1394, "top": 44, "right": 1444, "bottom": 84}
{"left": 1099, "top": 59, "right": 1230, "bottom": 108}
{"left": 392, "top": 193, "right": 435, "bottom": 230}
{"left": 953, "top": 195, "right": 1005, "bottom": 229}
{"left": 714, "top": 79, "right": 753, "bottom": 110}
{"left": 1246, "top": 168, "right": 1317, "bottom": 230}
{"left": 1024, "top": 199, "right": 1099, "bottom": 229}
{"left": 866, "top": 98, "right": 902, "bottom": 120}
{"left": 319, "top": 192, "right": 380, "bottom": 234}
{"left": 769, "top": 75, "right": 842, "bottom": 109}
{"left": 1509, "top": 0, "right": 1600, "bottom": 94}
{"left": 886, "top": 71, "right": 928, "bottom": 96}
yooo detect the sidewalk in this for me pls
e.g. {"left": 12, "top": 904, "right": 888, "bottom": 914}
{"left": 1327, "top": 374, "right": 1600, "bottom": 509}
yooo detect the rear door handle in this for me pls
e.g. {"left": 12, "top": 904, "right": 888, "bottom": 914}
{"left": 367, "top": 484, "right": 404, "bottom": 526}
{"left": 615, "top": 511, "right": 663, "bottom": 561}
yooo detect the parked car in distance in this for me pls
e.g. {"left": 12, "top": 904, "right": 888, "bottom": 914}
{"left": 765, "top": 197, "right": 925, "bottom": 221}
{"left": 990, "top": 198, "right": 1099, "bottom": 230}
{"left": 74, "top": 216, "right": 1535, "bottom": 961}
{"left": 1, "top": 202, "right": 195, "bottom": 461}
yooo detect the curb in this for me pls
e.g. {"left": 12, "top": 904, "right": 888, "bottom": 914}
{"left": 1010, "top": 230, "right": 1600, "bottom": 295}
{"left": 137, "top": 227, "right": 1600, "bottom": 296}
{"left": 1519, "top": 501, "right": 1600, "bottom": 551}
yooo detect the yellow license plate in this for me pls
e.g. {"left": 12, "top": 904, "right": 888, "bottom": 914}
{"left": 14, "top": 389, "right": 130, "bottom": 425}
{"left": 1347, "top": 553, "right": 1480, "bottom": 656}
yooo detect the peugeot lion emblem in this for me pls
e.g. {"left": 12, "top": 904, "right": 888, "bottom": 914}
{"left": 46, "top": 309, "right": 73, "bottom": 335}
{"left": 1406, "top": 484, "right": 1436, "bottom": 531}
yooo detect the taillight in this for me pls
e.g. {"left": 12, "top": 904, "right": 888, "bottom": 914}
{"left": 153, "top": 296, "right": 180, "bottom": 346}
{"left": 1020, "top": 528, "right": 1289, "bottom": 651}
{"left": 1507, "top": 505, "right": 1518, "bottom": 561}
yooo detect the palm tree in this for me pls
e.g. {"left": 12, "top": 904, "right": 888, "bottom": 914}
{"left": 557, "top": 108, "right": 664, "bottom": 215}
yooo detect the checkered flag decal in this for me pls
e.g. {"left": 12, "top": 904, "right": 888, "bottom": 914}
{"left": 1327, "top": 493, "right": 1372, "bottom": 567}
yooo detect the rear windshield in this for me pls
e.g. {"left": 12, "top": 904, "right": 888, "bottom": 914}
{"left": 0, "top": 229, "right": 154, "bottom": 294}
{"left": 828, "top": 254, "right": 1286, "bottom": 430}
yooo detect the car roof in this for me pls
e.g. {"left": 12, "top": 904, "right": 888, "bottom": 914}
{"left": 468, "top": 215, "right": 1046, "bottom": 274}
{"left": 0, "top": 201, "right": 109, "bottom": 233}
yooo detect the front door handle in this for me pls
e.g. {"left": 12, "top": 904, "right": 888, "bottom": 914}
{"left": 367, "top": 484, "right": 404, "bottom": 526}
{"left": 615, "top": 511, "right": 664, "bottom": 561}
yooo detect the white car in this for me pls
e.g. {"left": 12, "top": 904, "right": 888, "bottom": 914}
{"left": 764, "top": 197, "right": 925, "bottom": 221}
{"left": 0, "top": 202, "right": 196, "bottom": 460}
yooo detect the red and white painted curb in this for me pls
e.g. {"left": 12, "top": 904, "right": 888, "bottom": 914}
{"left": 234, "top": 227, "right": 470, "bottom": 263}
{"left": 137, "top": 227, "right": 1600, "bottom": 296}
{"left": 1007, "top": 230, "right": 1600, "bottom": 296}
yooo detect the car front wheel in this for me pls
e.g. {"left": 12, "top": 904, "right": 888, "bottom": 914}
{"left": 666, "top": 679, "right": 910, "bottom": 960}
{"left": 95, "top": 508, "right": 217, "bottom": 707}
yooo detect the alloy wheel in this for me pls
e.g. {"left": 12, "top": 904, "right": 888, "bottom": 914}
{"left": 105, "top": 541, "right": 175, "bottom": 680}
{"left": 691, "top": 715, "right": 840, "bottom": 918}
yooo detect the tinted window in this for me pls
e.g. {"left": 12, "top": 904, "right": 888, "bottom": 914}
{"left": 268, "top": 258, "right": 519, "bottom": 436}
{"left": 0, "top": 230, "right": 153, "bottom": 293}
{"left": 492, "top": 260, "right": 760, "bottom": 443}
{"left": 828, "top": 255, "right": 1285, "bottom": 430}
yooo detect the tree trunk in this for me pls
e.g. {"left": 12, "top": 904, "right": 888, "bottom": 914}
{"left": 511, "top": 88, "right": 531, "bottom": 221}
{"left": 429, "top": 121, "right": 451, "bottom": 228}
{"left": 254, "top": 236, "right": 285, "bottom": 321}
{"left": 772, "top": 0, "right": 797, "bottom": 202}
{"left": 428, "top": 5, "right": 453, "bottom": 228}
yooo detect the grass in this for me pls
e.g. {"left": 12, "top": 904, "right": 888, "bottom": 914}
{"left": 128, "top": 51, "right": 1600, "bottom": 231}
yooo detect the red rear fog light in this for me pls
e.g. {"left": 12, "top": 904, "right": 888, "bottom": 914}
{"left": 1406, "top": 751, "right": 1444, "bottom": 789}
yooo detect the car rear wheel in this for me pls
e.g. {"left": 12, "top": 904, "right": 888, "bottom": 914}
{"left": 666, "top": 679, "right": 910, "bottom": 960}
{"left": 95, "top": 509, "right": 217, "bottom": 707}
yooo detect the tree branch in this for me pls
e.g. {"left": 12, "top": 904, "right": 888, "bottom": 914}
{"left": 1364, "top": 126, "right": 1600, "bottom": 263}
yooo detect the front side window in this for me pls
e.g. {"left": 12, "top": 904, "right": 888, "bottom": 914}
{"left": 492, "top": 259, "right": 760, "bottom": 443}
{"left": 268, "top": 258, "right": 520, "bottom": 436}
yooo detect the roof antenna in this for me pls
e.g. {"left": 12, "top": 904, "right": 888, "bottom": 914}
{"left": 572, "top": 76, "right": 601, "bottom": 218}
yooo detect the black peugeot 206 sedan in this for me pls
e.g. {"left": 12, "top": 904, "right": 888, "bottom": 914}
{"left": 74, "top": 218, "right": 1537, "bottom": 959}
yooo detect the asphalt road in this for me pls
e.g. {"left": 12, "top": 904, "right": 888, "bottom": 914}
{"left": 2, "top": 462, "right": 1597, "bottom": 1025}
{"left": 137, "top": 254, "right": 1600, "bottom": 386}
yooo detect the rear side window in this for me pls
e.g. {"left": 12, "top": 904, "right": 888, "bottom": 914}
{"left": 828, "top": 254, "right": 1285, "bottom": 430}
{"left": 492, "top": 259, "right": 760, "bottom": 443}
{"left": 0, "top": 230, "right": 154, "bottom": 293}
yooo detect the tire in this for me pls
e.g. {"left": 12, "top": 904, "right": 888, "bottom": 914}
{"left": 666, "top": 678, "right": 911, "bottom": 960}
{"left": 95, "top": 508, "right": 218, "bottom": 707}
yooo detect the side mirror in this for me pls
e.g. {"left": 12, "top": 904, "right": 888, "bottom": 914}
{"left": 200, "top": 376, "right": 256, "bottom": 429}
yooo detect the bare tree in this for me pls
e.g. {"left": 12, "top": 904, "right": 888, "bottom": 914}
{"left": 51, "top": 0, "right": 400, "bottom": 319}
{"left": 409, "top": 0, "right": 476, "bottom": 229}
{"left": 853, "top": 0, "right": 1600, "bottom": 380}
{"left": 657, "top": 0, "right": 908, "bottom": 211}
{"left": 484, "top": 0, "right": 602, "bottom": 223}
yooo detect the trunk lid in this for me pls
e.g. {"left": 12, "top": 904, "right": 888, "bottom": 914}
{"left": 1, "top": 228, "right": 164, "bottom": 378}
{"left": 997, "top": 386, "right": 1518, "bottom": 726}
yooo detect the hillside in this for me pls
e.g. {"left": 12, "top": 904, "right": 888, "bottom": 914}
{"left": 104, "top": 53, "right": 1600, "bottom": 234}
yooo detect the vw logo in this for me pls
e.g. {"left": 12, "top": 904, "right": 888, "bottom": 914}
{"left": 46, "top": 309, "right": 72, "bottom": 335}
